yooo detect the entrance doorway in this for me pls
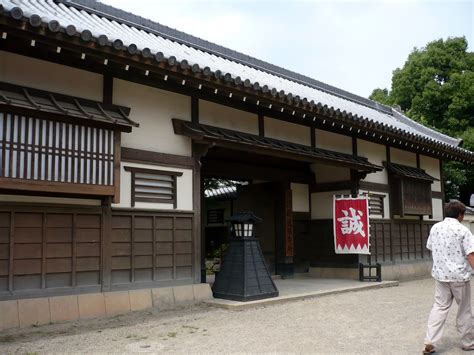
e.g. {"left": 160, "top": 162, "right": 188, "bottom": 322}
{"left": 201, "top": 146, "right": 310, "bottom": 282}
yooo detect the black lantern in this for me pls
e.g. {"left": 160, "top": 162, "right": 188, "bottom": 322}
{"left": 229, "top": 212, "right": 261, "bottom": 238}
{"left": 212, "top": 212, "right": 279, "bottom": 302}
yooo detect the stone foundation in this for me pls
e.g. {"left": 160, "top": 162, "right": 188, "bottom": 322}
{"left": 0, "top": 284, "right": 213, "bottom": 331}
{"left": 308, "top": 260, "right": 432, "bottom": 281}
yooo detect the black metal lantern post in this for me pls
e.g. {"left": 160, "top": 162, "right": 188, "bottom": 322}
{"left": 212, "top": 212, "right": 279, "bottom": 301}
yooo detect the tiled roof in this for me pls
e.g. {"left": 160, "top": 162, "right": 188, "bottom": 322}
{"left": 173, "top": 119, "right": 383, "bottom": 172}
{"left": 0, "top": 81, "right": 137, "bottom": 131}
{"left": 205, "top": 185, "right": 237, "bottom": 199}
{"left": 384, "top": 162, "right": 438, "bottom": 182}
{"left": 1, "top": 0, "right": 472, "bottom": 162}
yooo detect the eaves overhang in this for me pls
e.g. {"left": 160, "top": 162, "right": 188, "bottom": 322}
{"left": 173, "top": 119, "right": 383, "bottom": 173}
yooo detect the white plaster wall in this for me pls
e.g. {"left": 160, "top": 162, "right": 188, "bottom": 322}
{"left": 311, "top": 190, "right": 351, "bottom": 219}
{"left": 420, "top": 155, "right": 442, "bottom": 192}
{"left": 311, "top": 163, "right": 350, "bottom": 183}
{"left": 113, "top": 161, "right": 193, "bottom": 211}
{"left": 291, "top": 183, "right": 309, "bottom": 212}
{"left": 423, "top": 198, "right": 444, "bottom": 221}
{"left": 391, "top": 147, "right": 417, "bottom": 167}
{"left": 0, "top": 195, "right": 101, "bottom": 206}
{"left": 264, "top": 117, "right": 311, "bottom": 145}
{"left": 113, "top": 79, "right": 191, "bottom": 156}
{"left": 0, "top": 51, "right": 102, "bottom": 101}
{"left": 357, "top": 139, "right": 388, "bottom": 184}
{"left": 200, "top": 100, "right": 258, "bottom": 135}
{"left": 315, "top": 129, "right": 352, "bottom": 154}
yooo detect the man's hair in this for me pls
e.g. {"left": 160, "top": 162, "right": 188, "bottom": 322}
{"left": 445, "top": 200, "right": 466, "bottom": 218}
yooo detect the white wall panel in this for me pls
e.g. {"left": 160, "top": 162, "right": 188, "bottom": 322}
{"left": 114, "top": 161, "right": 193, "bottom": 211}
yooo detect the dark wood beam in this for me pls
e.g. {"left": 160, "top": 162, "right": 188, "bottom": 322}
{"left": 202, "top": 159, "right": 312, "bottom": 183}
{"left": 121, "top": 147, "right": 195, "bottom": 168}
{"left": 191, "top": 96, "right": 199, "bottom": 124}
{"left": 258, "top": 113, "right": 264, "bottom": 137}
{"left": 103, "top": 74, "right": 113, "bottom": 104}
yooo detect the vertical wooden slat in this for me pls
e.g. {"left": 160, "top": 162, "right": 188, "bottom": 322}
{"left": 381, "top": 222, "right": 386, "bottom": 262}
{"left": 131, "top": 214, "right": 135, "bottom": 283}
{"left": 65, "top": 123, "right": 69, "bottom": 183}
{"left": 8, "top": 115, "right": 14, "bottom": 178}
{"left": 130, "top": 172, "right": 136, "bottom": 207}
{"left": 77, "top": 125, "right": 82, "bottom": 183}
{"left": 84, "top": 126, "right": 88, "bottom": 184}
{"left": 172, "top": 176, "right": 177, "bottom": 209}
{"left": 38, "top": 119, "right": 43, "bottom": 180}
{"left": 41, "top": 213, "right": 47, "bottom": 289}
{"left": 71, "top": 124, "right": 76, "bottom": 183}
{"left": 52, "top": 121, "right": 58, "bottom": 181}
{"left": 72, "top": 213, "right": 77, "bottom": 287}
{"left": 107, "top": 130, "right": 113, "bottom": 185}
{"left": 17, "top": 116, "right": 22, "bottom": 179}
{"left": 310, "top": 127, "right": 315, "bottom": 148}
{"left": 8, "top": 212, "right": 14, "bottom": 292}
{"left": 45, "top": 120, "right": 50, "bottom": 181}
{"left": 101, "top": 197, "right": 112, "bottom": 292}
{"left": 30, "top": 118, "right": 35, "bottom": 180}
{"left": 113, "top": 131, "right": 121, "bottom": 203}
{"left": 101, "top": 129, "right": 106, "bottom": 185}
{"left": 172, "top": 216, "right": 176, "bottom": 280}
{"left": 1, "top": 114, "right": 7, "bottom": 177}
{"left": 152, "top": 216, "right": 156, "bottom": 281}
{"left": 95, "top": 127, "right": 100, "bottom": 184}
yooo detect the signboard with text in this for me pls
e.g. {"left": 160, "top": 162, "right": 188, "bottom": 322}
{"left": 333, "top": 196, "right": 370, "bottom": 254}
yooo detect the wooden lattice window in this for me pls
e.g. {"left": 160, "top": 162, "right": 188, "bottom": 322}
{"left": 0, "top": 113, "right": 115, "bottom": 185}
{"left": 124, "top": 167, "right": 183, "bottom": 208}
{"left": 207, "top": 209, "right": 225, "bottom": 224}
{"left": 367, "top": 193, "right": 385, "bottom": 216}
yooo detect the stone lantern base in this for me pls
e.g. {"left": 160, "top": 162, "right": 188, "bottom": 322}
{"left": 212, "top": 237, "right": 279, "bottom": 302}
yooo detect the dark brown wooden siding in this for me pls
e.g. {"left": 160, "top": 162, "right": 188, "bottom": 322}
{"left": 110, "top": 211, "right": 193, "bottom": 287}
{"left": 0, "top": 205, "right": 102, "bottom": 297}
{"left": 370, "top": 219, "right": 434, "bottom": 263}
{"left": 294, "top": 218, "right": 435, "bottom": 267}
{"left": 0, "top": 204, "right": 194, "bottom": 300}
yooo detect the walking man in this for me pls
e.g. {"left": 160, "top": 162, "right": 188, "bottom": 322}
{"left": 423, "top": 201, "right": 474, "bottom": 354}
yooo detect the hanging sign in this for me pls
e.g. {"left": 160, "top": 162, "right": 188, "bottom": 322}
{"left": 333, "top": 196, "right": 370, "bottom": 254}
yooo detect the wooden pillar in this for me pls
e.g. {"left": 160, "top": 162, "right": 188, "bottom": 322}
{"left": 101, "top": 196, "right": 112, "bottom": 292}
{"left": 192, "top": 142, "right": 209, "bottom": 283}
{"left": 103, "top": 75, "right": 113, "bottom": 105}
{"left": 275, "top": 183, "right": 294, "bottom": 278}
{"left": 350, "top": 137, "right": 359, "bottom": 197}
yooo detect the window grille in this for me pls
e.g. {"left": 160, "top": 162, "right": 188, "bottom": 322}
{"left": 207, "top": 209, "right": 225, "bottom": 224}
{"left": 124, "top": 166, "right": 183, "bottom": 208}
{"left": 0, "top": 113, "right": 114, "bottom": 184}
{"left": 367, "top": 193, "right": 385, "bottom": 216}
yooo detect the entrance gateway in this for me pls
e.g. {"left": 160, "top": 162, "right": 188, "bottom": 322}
{"left": 172, "top": 119, "right": 383, "bottom": 281}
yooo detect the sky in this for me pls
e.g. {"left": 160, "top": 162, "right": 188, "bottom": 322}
{"left": 101, "top": 0, "right": 473, "bottom": 99}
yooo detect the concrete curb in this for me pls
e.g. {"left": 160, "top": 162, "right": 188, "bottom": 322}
{"left": 205, "top": 280, "right": 399, "bottom": 310}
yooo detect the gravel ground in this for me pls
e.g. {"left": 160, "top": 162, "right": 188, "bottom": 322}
{"left": 0, "top": 278, "right": 472, "bottom": 354}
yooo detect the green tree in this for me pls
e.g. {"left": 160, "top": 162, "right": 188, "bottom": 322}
{"left": 370, "top": 37, "right": 474, "bottom": 203}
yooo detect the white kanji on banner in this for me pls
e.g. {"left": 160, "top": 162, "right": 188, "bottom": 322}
{"left": 333, "top": 196, "right": 370, "bottom": 254}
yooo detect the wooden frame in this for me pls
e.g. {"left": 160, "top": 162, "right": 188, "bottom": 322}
{"left": 124, "top": 166, "right": 183, "bottom": 209}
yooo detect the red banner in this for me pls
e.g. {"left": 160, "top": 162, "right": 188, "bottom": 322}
{"left": 333, "top": 196, "right": 370, "bottom": 254}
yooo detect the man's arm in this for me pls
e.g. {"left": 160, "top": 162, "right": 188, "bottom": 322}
{"left": 467, "top": 253, "right": 474, "bottom": 269}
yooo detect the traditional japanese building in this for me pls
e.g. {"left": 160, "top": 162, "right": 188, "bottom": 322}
{"left": 0, "top": 0, "right": 473, "bottom": 329}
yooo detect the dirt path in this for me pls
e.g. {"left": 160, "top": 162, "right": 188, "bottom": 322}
{"left": 0, "top": 278, "right": 471, "bottom": 354}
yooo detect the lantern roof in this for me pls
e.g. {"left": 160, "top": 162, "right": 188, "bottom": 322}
{"left": 228, "top": 212, "right": 262, "bottom": 224}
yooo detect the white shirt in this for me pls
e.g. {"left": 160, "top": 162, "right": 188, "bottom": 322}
{"left": 427, "top": 217, "right": 474, "bottom": 282}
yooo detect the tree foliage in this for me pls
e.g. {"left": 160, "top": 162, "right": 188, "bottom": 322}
{"left": 369, "top": 37, "right": 474, "bottom": 203}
